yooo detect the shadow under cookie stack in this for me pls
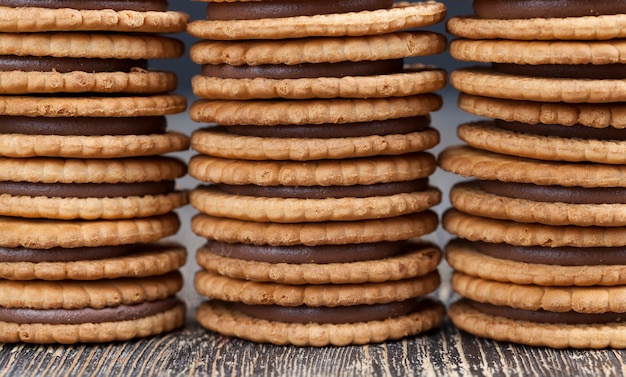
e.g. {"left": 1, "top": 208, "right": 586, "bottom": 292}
{"left": 0, "top": 2, "right": 190, "bottom": 343}
{"left": 187, "top": 1, "right": 449, "bottom": 346}
{"left": 440, "top": 1, "right": 626, "bottom": 348}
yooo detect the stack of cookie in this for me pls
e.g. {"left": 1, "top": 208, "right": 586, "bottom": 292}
{"left": 440, "top": 1, "right": 626, "bottom": 348}
{"left": 187, "top": 1, "right": 448, "bottom": 346}
{"left": 0, "top": 3, "right": 190, "bottom": 343}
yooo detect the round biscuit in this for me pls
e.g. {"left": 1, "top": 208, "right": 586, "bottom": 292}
{"left": 446, "top": 239, "right": 626, "bottom": 287}
{"left": 0, "top": 271, "right": 182, "bottom": 309}
{"left": 0, "top": 213, "right": 180, "bottom": 250}
{"left": 451, "top": 67, "right": 626, "bottom": 103}
{"left": 196, "top": 242, "right": 441, "bottom": 285}
{"left": 458, "top": 93, "right": 626, "bottom": 129}
{"left": 190, "top": 95, "right": 442, "bottom": 126}
{"left": 195, "top": 270, "right": 440, "bottom": 306}
{"left": 191, "top": 127, "right": 439, "bottom": 160}
{"left": 189, "top": 153, "right": 436, "bottom": 186}
{"left": 453, "top": 272, "right": 626, "bottom": 314}
{"left": 438, "top": 145, "right": 626, "bottom": 188}
{"left": 191, "top": 68, "right": 446, "bottom": 100}
{"left": 458, "top": 121, "right": 626, "bottom": 164}
{"left": 0, "top": 243, "right": 186, "bottom": 281}
{"left": 190, "top": 32, "right": 446, "bottom": 66}
{"left": 0, "top": 7, "right": 188, "bottom": 33}
{"left": 190, "top": 185, "right": 440, "bottom": 223}
{"left": 449, "top": 300, "right": 626, "bottom": 349}
{"left": 0, "top": 94, "right": 186, "bottom": 117}
{"left": 0, "top": 70, "right": 178, "bottom": 94}
{"left": 443, "top": 209, "right": 626, "bottom": 248}
{"left": 450, "top": 39, "right": 626, "bottom": 65}
{"left": 447, "top": 15, "right": 626, "bottom": 41}
{"left": 0, "top": 301, "right": 185, "bottom": 344}
{"left": 192, "top": 212, "right": 438, "bottom": 246}
{"left": 195, "top": 299, "right": 444, "bottom": 346}
{"left": 0, "top": 132, "right": 190, "bottom": 158}
{"left": 450, "top": 180, "right": 626, "bottom": 227}
{"left": 0, "top": 33, "right": 184, "bottom": 59}
{"left": 187, "top": 2, "right": 447, "bottom": 40}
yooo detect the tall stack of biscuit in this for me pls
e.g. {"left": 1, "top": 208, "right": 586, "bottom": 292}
{"left": 441, "top": 1, "right": 626, "bottom": 348}
{"left": 187, "top": 1, "right": 448, "bottom": 346}
{"left": 0, "top": 3, "right": 190, "bottom": 343}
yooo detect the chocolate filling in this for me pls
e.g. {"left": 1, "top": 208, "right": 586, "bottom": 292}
{"left": 0, "top": 56, "right": 148, "bottom": 74}
{"left": 0, "top": 244, "right": 140, "bottom": 262}
{"left": 205, "top": 239, "right": 410, "bottom": 263}
{"left": 231, "top": 297, "right": 431, "bottom": 324}
{"left": 0, "top": 297, "right": 180, "bottom": 324}
{"left": 206, "top": 0, "right": 394, "bottom": 20}
{"left": 222, "top": 116, "right": 430, "bottom": 138}
{"left": 473, "top": 0, "right": 626, "bottom": 19}
{"left": 472, "top": 240, "right": 626, "bottom": 266}
{"left": 492, "top": 63, "right": 626, "bottom": 80}
{"left": 466, "top": 299, "right": 625, "bottom": 324}
{"left": 477, "top": 180, "right": 626, "bottom": 204}
{"left": 201, "top": 60, "right": 404, "bottom": 80}
{"left": 0, "top": 116, "right": 166, "bottom": 136}
{"left": 213, "top": 178, "right": 428, "bottom": 199}
{"left": 494, "top": 120, "right": 626, "bottom": 140}
{"left": 0, "top": 181, "right": 175, "bottom": 199}
{"left": 0, "top": 0, "right": 169, "bottom": 11}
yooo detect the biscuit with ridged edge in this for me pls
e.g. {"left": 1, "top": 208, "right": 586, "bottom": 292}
{"left": 452, "top": 272, "right": 626, "bottom": 313}
{"left": 457, "top": 121, "right": 626, "bottom": 164}
{"left": 438, "top": 145, "right": 626, "bottom": 188}
{"left": 192, "top": 212, "right": 438, "bottom": 246}
{"left": 449, "top": 180, "right": 626, "bottom": 227}
{"left": 190, "top": 95, "right": 442, "bottom": 126}
{"left": 446, "top": 239, "right": 626, "bottom": 287}
{"left": 447, "top": 15, "right": 626, "bottom": 41}
{"left": 0, "top": 271, "right": 182, "bottom": 308}
{"left": 0, "top": 7, "right": 188, "bottom": 33}
{"left": 190, "top": 32, "right": 446, "bottom": 66}
{"left": 187, "top": 2, "right": 446, "bottom": 40}
{"left": 451, "top": 67, "right": 626, "bottom": 103}
{"left": 196, "top": 299, "right": 444, "bottom": 346}
{"left": 192, "top": 67, "right": 446, "bottom": 100}
{"left": 190, "top": 127, "right": 439, "bottom": 161}
{"left": 0, "top": 243, "right": 186, "bottom": 281}
{"left": 443, "top": 209, "right": 626, "bottom": 248}
{"left": 195, "top": 270, "right": 440, "bottom": 305}
{"left": 449, "top": 299, "right": 626, "bottom": 349}
{"left": 190, "top": 152, "right": 436, "bottom": 186}
{"left": 0, "top": 213, "right": 180, "bottom": 250}
{"left": 196, "top": 242, "right": 441, "bottom": 285}
{"left": 0, "top": 301, "right": 185, "bottom": 344}
{"left": 458, "top": 94, "right": 626, "bottom": 129}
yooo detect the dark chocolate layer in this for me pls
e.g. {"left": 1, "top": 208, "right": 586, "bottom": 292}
{"left": 0, "top": 181, "right": 175, "bottom": 198}
{"left": 0, "top": 298, "right": 180, "bottom": 324}
{"left": 206, "top": 0, "right": 394, "bottom": 20}
{"left": 231, "top": 298, "right": 433, "bottom": 324}
{"left": 0, "top": 244, "right": 139, "bottom": 262}
{"left": 494, "top": 120, "right": 626, "bottom": 140}
{"left": 492, "top": 63, "right": 626, "bottom": 80}
{"left": 472, "top": 240, "right": 626, "bottom": 266}
{"left": 466, "top": 299, "right": 625, "bottom": 324}
{"left": 213, "top": 178, "right": 428, "bottom": 199}
{"left": 201, "top": 60, "right": 404, "bottom": 80}
{"left": 205, "top": 240, "right": 409, "bottom": 264}
{"left": 0, "top": 56, "right": 148, "bottom": 73}
{"left": 0, "top": 116, "right": 166, "bottom": 136}
{"left": 0, "top": 0, "right": 169, "bottom": 11}
{"left": 473, "top": 0, "right": 626, "bottom": 19}
{"left": 478, "top": 180, "right": 626, "bottom": 204}
{"left": 222, "top": 116, "right": 430, "bottom": 138}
